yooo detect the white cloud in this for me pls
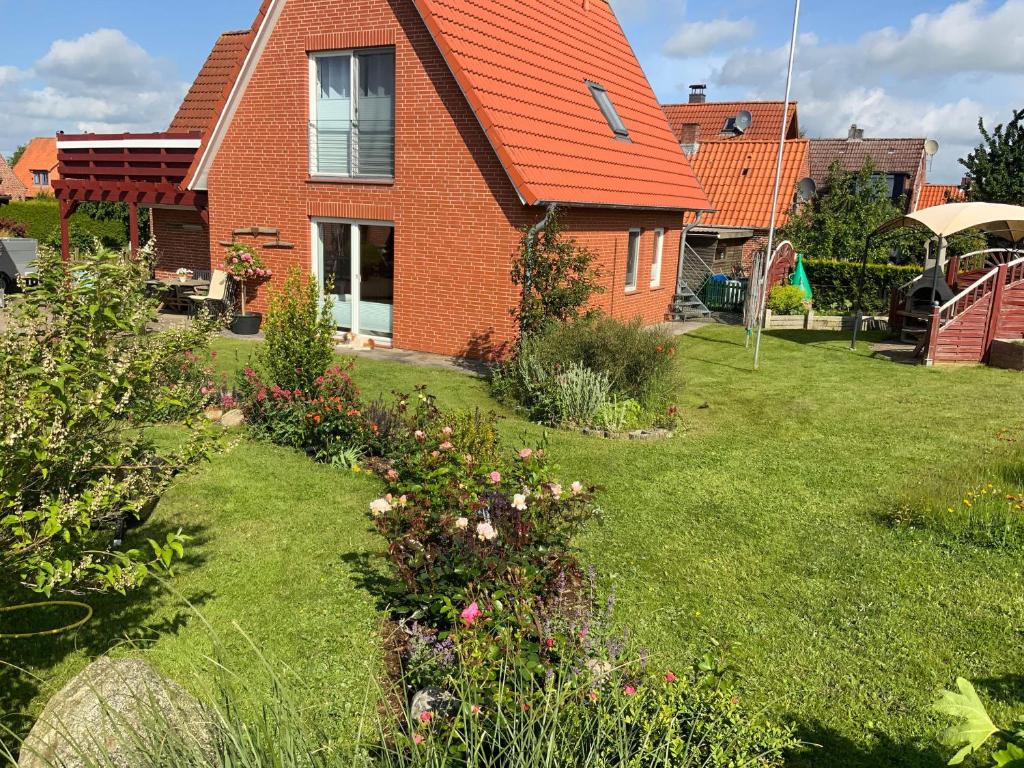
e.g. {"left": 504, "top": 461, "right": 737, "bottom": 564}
{"left": 0, "top": 29, "right": 187, "bottom": 156}
{"left": 663, "top": 18, "right": 756, "bottom": 58}
{"left": 695, "top": 0, "right": 1023, "bottom": 181}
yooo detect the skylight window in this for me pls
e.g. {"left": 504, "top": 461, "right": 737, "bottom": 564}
{"left": 586, "top": 81, "right": 629, "bottom": 140}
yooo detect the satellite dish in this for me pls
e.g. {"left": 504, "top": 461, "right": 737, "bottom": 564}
{"left": 797, "top": 177, "right": 817, "bottom": 202}
{"left": 734, "top": 110, "right": 753, "bottom": 133}
{"left": 924, "top": 139, "right": 940, "bottom": 157}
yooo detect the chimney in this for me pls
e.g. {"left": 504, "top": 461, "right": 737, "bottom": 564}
{"left": 688, "top": 84, "right": 707, "bottom": 104}
{"left": 848, "top": 124, "right": 865, "bottom": 141}
{"left": 680, "top": 123, "right": 700, "bottom": 156}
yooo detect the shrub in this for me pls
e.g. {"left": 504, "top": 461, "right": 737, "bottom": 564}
{"left": 0, "top": 246, "right": 205, "bottom": 596}
{"left": 0, "top": 218, "right": 27, "bottom": 238}
{"left": 803, "top": 258, "right": 921, "bottom": 315}
{"left": 257, "top": 267, "right": 336, "bottom": 393}
{"left": 143, "top": 312, "right": 222, "bottom": 422}
{"left": 767, "top": 285, "right": 808, "bottom": 315}
{"left": 554, "top": 362, "right": 610, "bottom": 427}
{"left": 3, "top": 199, "right": 125, "bottom": 249}
{"left": 593, "top": 397, "right": 643, "bottom": 432}
{"left": 511, "top": 207, "right": 604, "bottom": 337}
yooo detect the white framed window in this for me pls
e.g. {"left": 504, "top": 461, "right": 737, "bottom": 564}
{"left": 650, "top": 228, "right": 664, "bottom": 288}
{"left": 309, "top": 48, "right": 395, "bottom": 178}
{"left": 625, "top": 229, "right": 641, "bottom": 292}
{"left": 32, "top": 170, "right": 49, "bottom": 187}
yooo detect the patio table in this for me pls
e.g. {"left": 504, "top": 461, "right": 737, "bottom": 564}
{"left": 148, "top": 278, "right": 210, "bottom": 313}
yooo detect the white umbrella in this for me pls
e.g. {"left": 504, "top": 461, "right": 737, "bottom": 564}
{"left": 873, "top": 202, "right": 1024, "bottom": 241}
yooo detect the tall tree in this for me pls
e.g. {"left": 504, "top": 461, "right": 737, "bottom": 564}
{"left": 960, "top": 107, "right": 1024, "bottom": 205}
{"left": 8, "top": 143, "right": 27, "bottom": 168}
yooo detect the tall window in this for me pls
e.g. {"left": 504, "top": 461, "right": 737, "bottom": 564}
{"left": 32, "top": 170, "right": 49, "bottom": 187}
{"left": 650, "top": 228, "right": 664, "bottom": 288}
{"left": 310, "top": 48, "right": 395, "bottom": 178}
{"left": 625, "top": 229, "right": 640, "bottom": 291}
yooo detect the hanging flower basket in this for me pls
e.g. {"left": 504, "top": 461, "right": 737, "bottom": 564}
{"left": 224, "top": 243, "right": 272, "bottom": 334}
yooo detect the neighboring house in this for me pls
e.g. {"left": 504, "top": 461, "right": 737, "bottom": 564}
{"left": 12, "top": 138, "right": 60, "bottom": 197}
{"left": 0, "top": 152, "right": 28, "bottom": 203}
{"left": 663, "top": 86, "right": 800, "bottom": 154}
{"left": 686, "top": 139, "right": 811, "bottom": 275}
{"left": 917, "top": 183, "right": 966, "bottom": 210}
{"left": 808, "top": 126, "right": 931, "bottom": 212}
{"left": 56, "top": 0, "right": 710, "bottom": 357}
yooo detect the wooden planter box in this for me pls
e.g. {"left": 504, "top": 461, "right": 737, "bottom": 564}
{"left": 989, "top": 339, "right": 1024, "bottom": 371}
{"left": 764, "top": 310, "right": 888, "bottom": 332}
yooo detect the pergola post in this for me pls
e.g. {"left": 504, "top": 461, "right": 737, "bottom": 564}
{"left": 58, "top": 200, "right": 78, "bottom": 262}
{"left": 128, "top": 202, "right": 140, "bottom": 258}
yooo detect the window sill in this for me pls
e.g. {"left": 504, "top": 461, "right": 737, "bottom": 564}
{"left": 649, "top": 284, "right": 664, "bottom": 291}
{"left": 307, "top": 175, "right": 395, "bottom": 186}
{"left": 624, "top": 288, "right": 638, "bottom": 295}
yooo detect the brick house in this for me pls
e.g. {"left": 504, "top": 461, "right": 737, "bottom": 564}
{"left": 12, "top": 138, "right": 60, "bottom": 197}
{"left": 0, "top": 152, "right": 27, "bottom": 203}
{"left": 68, "top": 0, "right": 708, "bottom": 357}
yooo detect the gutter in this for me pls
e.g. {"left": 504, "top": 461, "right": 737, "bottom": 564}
{"left": 518, "top": 203, "right": 558, "bottom": 335}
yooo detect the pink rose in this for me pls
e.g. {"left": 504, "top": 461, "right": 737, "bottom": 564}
{"left": 519, "top": 448, "right": 533, "bottom": 460}
{"left": 439, "top": 441, "right": 454, "bottom": 451}
{"left": 413, "top": 733, "right": 423, "bottom": 745}
{"left": 460, "top": 602, "right": 482, "bottom": 626}
{"left": 623, "top": 686, "right": 637, "bottom": 696}
{"left": 665, "top": 671, "right": 677, "bottom": 683}
{"left": 442, "top": 426, "right": 453, "bottom": 436}
{"left": 489, "top": 471, "right": 501, "bottom": 484}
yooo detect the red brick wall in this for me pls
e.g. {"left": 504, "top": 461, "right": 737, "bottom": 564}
{"left": 151, "top": 208, "right": 211, "bottom": 277}
{"left": 196, "top": 0, "right": 684, "bottom": 356}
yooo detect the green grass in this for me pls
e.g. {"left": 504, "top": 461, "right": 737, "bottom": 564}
{"left": 5, "top": 326, "right": 1024, "bottom": 767}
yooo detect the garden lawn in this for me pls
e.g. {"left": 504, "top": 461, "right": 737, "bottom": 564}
{"left": 5, "top": 325, "right": 1024, "bottom": 767}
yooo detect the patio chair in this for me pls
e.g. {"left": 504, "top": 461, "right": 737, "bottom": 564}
{"left": 185, "top": 270, "right": 231, "bottom": 317}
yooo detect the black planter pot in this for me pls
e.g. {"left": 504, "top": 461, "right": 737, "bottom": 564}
{"left": 230, "top": 312, "right": 263, "bottom": 335}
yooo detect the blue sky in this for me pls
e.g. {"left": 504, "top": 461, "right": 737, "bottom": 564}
{"left": 1, "top": 0, "right": 1022, "bottom": 182}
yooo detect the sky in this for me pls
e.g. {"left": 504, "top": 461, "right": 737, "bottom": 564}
{"left": 0, "top": 0, "right": 1022, "bottom": 183}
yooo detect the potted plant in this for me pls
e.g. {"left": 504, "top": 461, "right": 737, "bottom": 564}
{"left": 175, "top": 267, "right": 195, "bottom": 282}
{"left": 224, "top": 243, "right": 272, "bottom": 335}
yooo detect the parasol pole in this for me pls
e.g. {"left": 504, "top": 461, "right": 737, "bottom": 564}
{"left": 753, "top": 0, "right": 801, "bottom": 370}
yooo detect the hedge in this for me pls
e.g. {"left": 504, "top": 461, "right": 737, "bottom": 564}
{"left": 804, "top": 259, "right": 920, "bottom": 315}
{"left": 0, "top": 199, "right": 125, "bottom": 248}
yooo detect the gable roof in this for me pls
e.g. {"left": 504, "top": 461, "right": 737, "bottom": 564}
{"left": 12, "top": 138, "right": 59, "bottom": 190}
{"left": 409, "top": 0, "right": 708, "bottom": 210}
{"left": 689, "top": 139, "right": 810, "bottom": 230}
{"left": 0, "top": 152, "right": 27, "bottom": 201}
{"left": 662, "top": 101, "right": 799, "bottom": 144}
{"left": 808, "top": 138, "right": 927, "bottom": 188}
{"left": 918, "top": 183, "right": 966, "bottom": 210}
{"left": 186, "top": 0, "right": 709, "bottom": 211}
{"left": 171, "top": 30, "right": 255, "bottom": 134}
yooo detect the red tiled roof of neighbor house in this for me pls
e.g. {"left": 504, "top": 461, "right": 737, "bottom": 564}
{"left": 662, "top": 101, "right": 799, "bottom": 144}
{"left": 918, "top": 183, "right": 966, "bottom": 209}
{"left": 0, "top": 152, "right": 27, "bottom": 201}
{"left": 12, "top": 137, "right": 59, "bottom": 194}
{"left": 689, "top": 139, "right": 810, "bottom": 230}
{"left": 170, "top": 30, "right": 255, "bottom": 134}
{"left": 808, "top": 137, "right": 927, "bottom": 187}
{"left": 408, "top": 0, "right": 709, "bottom": 210}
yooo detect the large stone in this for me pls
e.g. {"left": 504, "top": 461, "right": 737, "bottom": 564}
{"left": 19, "top": 657, "right": 214, "bottom": 768}
{"left": 220, "top": 409, "right": 245, "bottom": 428}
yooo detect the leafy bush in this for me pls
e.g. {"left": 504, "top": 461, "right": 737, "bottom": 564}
{"left": 0, "top": 246, "right": 206, "bottom": 596}
{"left": 256, "top": 267, "right": 336, "bottom": 393}
{"left": 935, "top": 677, "right": 1023, "bottom": 766}
{"left": 767, "top": 285, "right": 808, "bottom": 315}
{"left": 143, "top": 312, "right": 223, "bottom": 422}
{"left": 554, "top": 362, "right": 610, "bottom": 427}
{"left": 594, "top": 397, "right": 643, "bottom": 432}
{"left": 2, "top": 199, "right": 125, "bottom": 248}
{"left": 511, "top": 207, "right": 604, "bottom": 337}
{"left": 804, "top": 258, "right": 920, "bottom": 315}
{"left": 0, "top": 218, "right": 27, "bottom": 237}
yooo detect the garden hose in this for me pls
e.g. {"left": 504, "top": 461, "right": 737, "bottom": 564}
{"left": 0, "top": 601, "right": 93, "bottom": 639}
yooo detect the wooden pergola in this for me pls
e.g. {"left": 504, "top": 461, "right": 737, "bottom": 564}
{"left": 52, "top": 132, "right": 207, "bottom": 260}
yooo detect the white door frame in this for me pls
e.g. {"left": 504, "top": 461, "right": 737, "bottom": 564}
{"left": 310, "top": 217, "right": 394, "bottom": 340}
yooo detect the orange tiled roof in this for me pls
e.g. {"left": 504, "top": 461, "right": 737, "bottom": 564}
{"left": 663, "top": 101, "right": 799, "bottom": 144}
{"left": 171, "top": 30, "right": 255, "bottom": 134}
{"left": 0, "top": 152, "right": 27, "bottom": 201}
{"left": 918, "top": 183, "right": 965, "bottom": 210}
{"left": 12, "top": 137, "right": 59, "bottom": 193}
{"left": 689, "top": 139, "right": 810, "bottom": 229}
{"left": 410, "top": 0, "right": 709, "bottom": 210}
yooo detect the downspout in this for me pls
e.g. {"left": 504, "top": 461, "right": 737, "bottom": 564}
{"left": 672, "top": 210, "right": 704, "bottom": 319}
{"left": 520, "top": 203, "right": 558, "bottom": 336}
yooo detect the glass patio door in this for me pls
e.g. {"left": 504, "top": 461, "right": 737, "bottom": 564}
{"left": 316, "top": 221, "right": 394, "bottom": 339}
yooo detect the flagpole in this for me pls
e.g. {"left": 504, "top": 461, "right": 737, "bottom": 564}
{"left": 753, "top": 0, "right": 801, "bottom": 371}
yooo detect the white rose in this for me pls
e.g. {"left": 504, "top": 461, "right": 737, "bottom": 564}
{"left": 512, "top": 494, "right": 528, "bottom": 511}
